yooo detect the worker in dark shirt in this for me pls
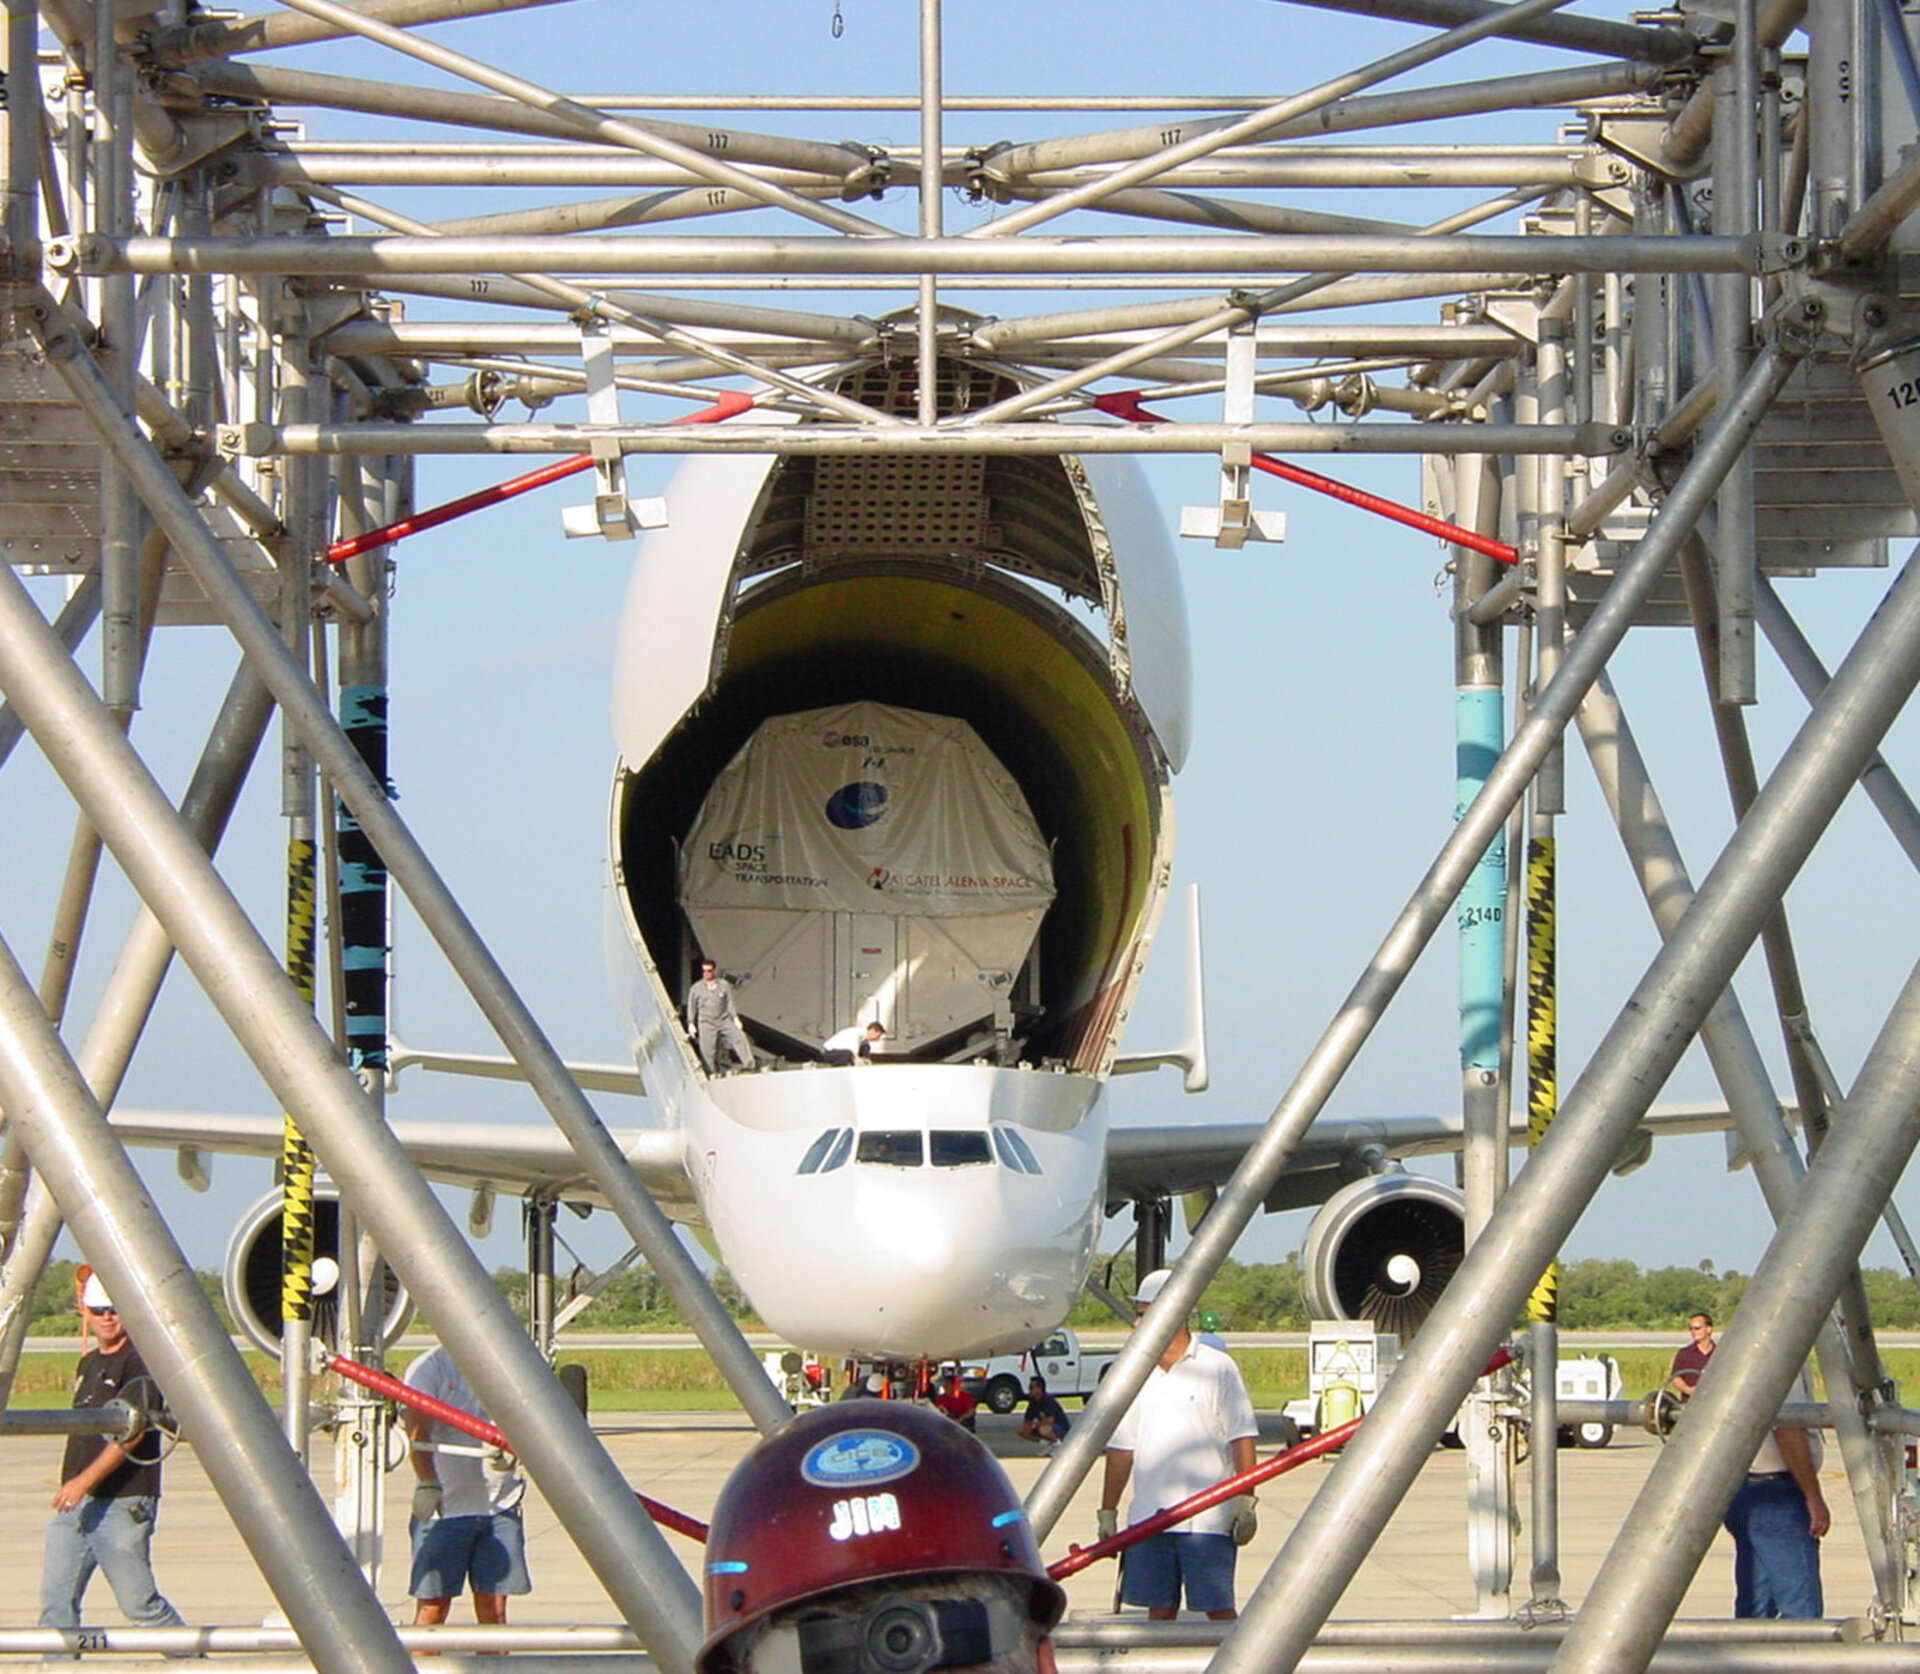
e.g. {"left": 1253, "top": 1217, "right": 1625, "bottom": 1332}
{"left": 1018, "top": 1376, "right": 1072, "bottom": 1448}
{"left": 1667, "top": 1312, "right": 1716, "bottom": 1399}
{"left": 40, "top": 1270, "right": 183, "bottom": 1632}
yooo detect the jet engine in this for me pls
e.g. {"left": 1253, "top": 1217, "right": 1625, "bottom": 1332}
{"left": 1300, "top": 1173, "right": 1465, "bottom": 1342}
{"left": 223, "top": 1186, "right": 413, "bottom": 1358}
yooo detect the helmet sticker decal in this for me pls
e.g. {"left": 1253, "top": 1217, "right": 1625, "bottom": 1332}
{"left": 827, "top": 1492, "right": 901, "bottom": 1542}
{"left": 801, "top": 1429, "right": 920, "bottom": 1488}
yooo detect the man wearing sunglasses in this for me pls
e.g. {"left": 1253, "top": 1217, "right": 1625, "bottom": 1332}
{"left": 40, "top": 1270, "right": 184, "bottom": 1635}
{"left": 1667, "top": 1313, "right": 1717, "bottom": 1401}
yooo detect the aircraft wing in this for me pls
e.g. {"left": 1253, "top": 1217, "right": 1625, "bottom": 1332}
{"left": 1104, "top": 1100, "right": 1759, "bottom": 1215}
{"left": 107, "top": 1110, "right": 700, "bottom": 1222}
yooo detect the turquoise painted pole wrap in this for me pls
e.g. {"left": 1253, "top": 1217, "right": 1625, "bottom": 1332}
{"left": 336, "top": 683, "right": 389, "bottom": 1075}
{"left": 1456, "top": 685, "right": 1506, "bottom": 1073}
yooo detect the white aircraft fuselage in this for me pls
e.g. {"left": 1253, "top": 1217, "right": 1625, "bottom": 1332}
{"left": 607, "top": 362, "right": 1191, "bottom": 1361}
{"left": 623, "top": 1031, "right": 1109, "bottom": 1360}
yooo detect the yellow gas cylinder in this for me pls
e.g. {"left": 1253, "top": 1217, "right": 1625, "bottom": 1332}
{"left": 1320, "top": 1379, "right": 1362, "bottom": 1429}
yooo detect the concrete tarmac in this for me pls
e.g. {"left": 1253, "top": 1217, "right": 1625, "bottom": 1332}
{"left": 0, "top": 1408, "right": 1879, "bottom": 1636}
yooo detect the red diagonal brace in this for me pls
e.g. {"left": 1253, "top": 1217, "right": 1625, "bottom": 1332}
{"left": 1047, "top": 1344, "right": 1515, "bottom": 1580}
{"left": 1046, "top": 1415, "right": 1359, "bottom": 1582}
{"left": 329, "top": 1352, "right": 709, "bottom": 1543}
{"left": 323, "top": 389, "right": 756, "bottom": 565}
{"left": 1090, "top": 389, "right": 1518, "bottom": 566}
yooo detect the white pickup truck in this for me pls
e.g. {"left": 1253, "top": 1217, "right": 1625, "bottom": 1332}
{"left": 959, "top": 1328, "right": 1118, "bottom": 1414}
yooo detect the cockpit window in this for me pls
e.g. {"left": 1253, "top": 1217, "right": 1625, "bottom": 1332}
{"left": 930, "top": 1130, "right": 992, "bottom": 1168}
{"left": 822, "top": 1129, "right": 854, "bottom": 1172}
{"left": 856, "top": 1130, "right": 924, "bottom": 1167}
{"left": 798, "top": 1129, "right": 846, "bottom": 1175}
{"left": 993, "top": 1128, "right": 1043, "bottom": 1175}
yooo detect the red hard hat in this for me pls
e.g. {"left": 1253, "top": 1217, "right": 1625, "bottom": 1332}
{"left": 698, "top": 1403, "right": 1063, "bottom": 1674}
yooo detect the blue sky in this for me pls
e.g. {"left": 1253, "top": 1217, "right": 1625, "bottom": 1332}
{"left": 3, "top": 0, "right": 1917, "bottom": 1294}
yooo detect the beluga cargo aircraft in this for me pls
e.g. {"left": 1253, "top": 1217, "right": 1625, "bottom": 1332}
{"left": 601, "top": 353, "right": 1193, "bottom": 1359}
{"left": 116, "top": 348, "right": 1732, "bottom": 1367}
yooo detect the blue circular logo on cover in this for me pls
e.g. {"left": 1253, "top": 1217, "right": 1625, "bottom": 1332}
{"left": 825, "top": 782, "right": 889, "bottom": 830}
{"left": 801, "top": 1430, "right": 920, "bottom": 1488}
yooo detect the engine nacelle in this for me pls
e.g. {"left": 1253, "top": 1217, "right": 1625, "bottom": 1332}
{"left": 223, "top": 1186, "right": 413, "bottom": 1358}
{"left": 1300, "top": 1173, "right": 1465, "bottom": 1342}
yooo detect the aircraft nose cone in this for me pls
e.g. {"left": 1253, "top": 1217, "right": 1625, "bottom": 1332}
{"left": 732, "top": 1172, "right": 1029, "bottom": 1358}
{"left": 857, "top": 1206, "right": 994, "bottom": 1329}
{"left": 699, "top": 1067, "right": 1102, "bottom": 1361}
{"left": 866, "top": 1214, "right": 959, "bottom": 1276}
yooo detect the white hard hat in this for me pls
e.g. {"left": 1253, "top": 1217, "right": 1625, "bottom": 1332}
{"left": 81, "top": 1273, "right": 113, "bottom": 1311}
{"left": 1132, "top": 1268, "right": 1174, "bottom": 1306}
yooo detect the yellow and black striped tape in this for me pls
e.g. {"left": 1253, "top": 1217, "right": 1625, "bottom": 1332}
{"left": 1525, "top": 833, "right": 1558, "bottom": 1324}
{"left": 280, "top": 837, "right": 319, "bottom": 1326}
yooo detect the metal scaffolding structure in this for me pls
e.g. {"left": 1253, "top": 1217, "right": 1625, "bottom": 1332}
{"left": 3, "top": 0, "right": 1920, "bottom": 1669}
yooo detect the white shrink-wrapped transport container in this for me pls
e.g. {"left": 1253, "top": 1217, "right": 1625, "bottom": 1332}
{"left": 680, "top": 700, "right": 1054, "bottom": 1057}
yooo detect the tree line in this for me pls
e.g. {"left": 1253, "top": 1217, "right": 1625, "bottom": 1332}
{"left": 1082, "top": 1254, "right": 1920, "bottom": 1333}
{"left": 25, "top": 1253, "right": 1920, "bottom": 1336}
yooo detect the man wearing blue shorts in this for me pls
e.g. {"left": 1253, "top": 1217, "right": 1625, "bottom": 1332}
{"left": 1097, "top": 1270, "right": 1258, "bottom": 1620}
{"left": 402, "top": 1344, "right": 530, "bottom": 1628}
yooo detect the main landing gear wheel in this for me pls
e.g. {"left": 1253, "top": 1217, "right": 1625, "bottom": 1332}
{"left": 985, "top": 1376, "right": 1023, "bottom": 1415}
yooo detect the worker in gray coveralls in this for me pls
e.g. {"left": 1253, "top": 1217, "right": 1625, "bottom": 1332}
{"left": 687, "top": 958, "right": 754, "bottom": 1073}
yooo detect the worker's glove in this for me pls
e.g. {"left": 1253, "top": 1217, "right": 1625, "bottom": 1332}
{"left": 1096, "top": 1506, "right": 1119, "bottom": 1542}
{"left": 412, "top": 1482, "right": 443, "bottom": 1524}
{"left": 1229, "top": 1495, "right": 1258, "bottom": 1547}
